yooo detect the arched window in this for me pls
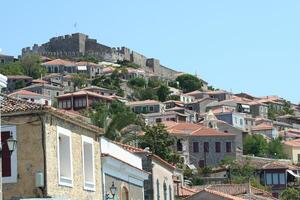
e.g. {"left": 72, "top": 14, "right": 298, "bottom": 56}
{"left": 157, "top": 179, "right": 160, "bottom": 200}
{"left": 169, "top": 185, "right": 172, "bottom": 200}
{"left": 121, "top": 186, "right": 129, "bottom": 200}
{"left": 163, "top": 181, "right": 167, "bottom": 200}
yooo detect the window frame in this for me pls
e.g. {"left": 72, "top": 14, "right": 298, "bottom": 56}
{"left": 193, "top": 142, "right": 199, "bottom": 153}
{"left": 226, "top": 142, "right": 232, "bottom": 153}
{"left": 81, "top": 135, "right": 96, "bottom": 191}
{"left": 1, "top": 125, "right": 17, "bottom": 183}
{"left": 215, "top": 142, "right": 221, "bottom": 153}
{"left": 204, "top": 142, "right": 209, "bottom": 153}
{"left": 57, "top": 126, "right": 73, "bottom": 187}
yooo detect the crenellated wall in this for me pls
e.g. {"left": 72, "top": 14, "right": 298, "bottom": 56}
{"left": 22, "top": 33, "right": 179, "bottom": 79}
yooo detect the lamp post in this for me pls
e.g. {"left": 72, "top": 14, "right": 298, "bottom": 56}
{"left": 105, "top": 181, "right": 117, "bottom": 200}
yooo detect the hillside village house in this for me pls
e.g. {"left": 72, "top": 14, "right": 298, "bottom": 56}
{"left": 283, "top": 138, "right": 300, "bottom": 164}
{"left": 5, "top": 75, "right": 33, "bottom": 93}
{"left": 42, "top": 73, "right": 75, "bottom": 93}
{"left": 163, "top": 121, "right": 236, "bottom": 167}
{"left": 127, "top": 100, "right": 165, "bottom": 114}
{"left": 22, "top": 83, "right": 64, "bottom": 101}
{"left": 117, "top": 143, "right": 175, "bottom": 200}
{"left": 8, "top": 89, "right": 52, "bottom": 105}
{"left": 251, "top": 123, "right": 278, "bottom": 139}
{"left": 100, "top": 138, "right": 149, "bottom": 200}
{"left": 183, "top": 97, "right": 218, "bottom": 114}
{"left": 56, "top": 90, "right": 114, "bottom": 110}
{"left": 142, "top": 111, "right": 188, "bottom": 125}
{"left": 1, "top": 95, "right": 103, "bottom": 200}
{"left": 214, "top": 109, "right": 248, "bottom": 131}
{"left": 82, "top": 86, "right": 116, "bottom": 96}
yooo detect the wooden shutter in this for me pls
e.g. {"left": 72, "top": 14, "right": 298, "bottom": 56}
{"left": 1, "top": 131, "right": 11, "bottom": 177}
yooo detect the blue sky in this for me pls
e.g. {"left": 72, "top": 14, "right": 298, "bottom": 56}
{"left": 0, "top": 0, "right": 299, "bottom": 103}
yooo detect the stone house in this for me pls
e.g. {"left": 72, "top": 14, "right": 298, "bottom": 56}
{"left": 142, "top": 111, "right": 187, "bottom": 125}
{"left": 1, "top": 95, "right": 103, "bottom": 200}
{"left": 42, "top": 59, "right": 77, "bottom": 74}
{"left": 56, "top": 90, "right": 115, "bottom": 110}
{"left": 117, "top": 143, "right": 175, "bottom": 200}
{"left": 8, "top": 89, "right": 52, "bottom": 105}
{"left": 82, "top": 86, "right": 116, "bottom": 96}
{"left": 214, "top": 110, "right": 247, "bottom": 131}
{"left": 251, "top": 123, "right": 278, "bottom": 139}
{"left": 127, "top": 100, "right": 165, "bottom": 114}
{"left": 100, "top": 138, "right": 149, "bottom": 200}
{"left": 22, "top": 83, "right": 64, "bottom": 102}
{"left": 0, "top": 54, "right": 15, "bottom": 64}
{"left": 5, "top": 75, "right": 33, "bottom": 93}
{"left": 186, "top": 188, "right": 244, "bottom": 200}
{"left": 164, "top": 121, "right": 236, "bottom": 167}
{"left": 184, "top": 97, "right": 218, "bottom": 114}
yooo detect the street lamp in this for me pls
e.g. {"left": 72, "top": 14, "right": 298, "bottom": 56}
{"left": 0, "top": 134, "right": 17, "bottom": 157}
{"left": 106, "top": 181, "right": 117, "bottom": 199}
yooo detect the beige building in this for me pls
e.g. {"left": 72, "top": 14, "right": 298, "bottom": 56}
{"left": 1, "top": 95, "right": 103, "bottom": 200}
{"left": 284, "top": 139, "right": 300, "bottom": 164}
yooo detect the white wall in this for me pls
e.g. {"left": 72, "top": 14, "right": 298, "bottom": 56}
{"left": 100, "top": 137, "right": 142, "bottom": 169}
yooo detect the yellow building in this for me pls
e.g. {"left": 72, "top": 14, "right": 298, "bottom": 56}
{"left": 283, "top": 139, "right": 300, "bottom": 164}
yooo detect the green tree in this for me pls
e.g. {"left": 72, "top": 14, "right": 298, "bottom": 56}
{"left": 243, "top": 135, "right": 268, "bottom": 157}
{"left": 128, "top": 77, "right": 146, "bottom": 88}
{"left": 0, "top": 61, "right": 24, "bottom": 76}
{"left": 135, "top": 87, "right": 158, "bottom": 101}
{"left": 268, "top": 136, "right": 287, "bottom": 159}
{"left": 157, "top": 85, "right": 171, "bottom": 102}
{"left": 280, "top": 188, "right": 300, "bottom": 200}
{"left": 15, "top": 80, "right": 26, "bottom": 89}
{"left": 175, "top": 74, "right": 203, "bottom": 93}
{"left": 77, "top": 55, "right": 99, "bottom": 63}
{"left": 139, "top": 124, "right": 178, "bottom": 163}
{"left": 282, "top": 100, "right": 294, "bottom": 115}
{"left": 20, "top": 53, "right": 46, "bottom": 79}
{"left": 117, "top": 60, "right": 140, "bottom": 69}
{"left": 71, "top": 74, "right": 87, "bottom": 91}
{"left": 89, "top": 101, "right": 141, "bottom": 142}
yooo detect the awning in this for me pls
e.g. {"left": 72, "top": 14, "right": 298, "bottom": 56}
{"left": 287, "top": 170, "right": 300, "bottom": 178}
{"left": 242, "top": 105, "right": 250, "bottom": 109}
{"left": 187, "top": 164, "right": 197, "bottom": 170}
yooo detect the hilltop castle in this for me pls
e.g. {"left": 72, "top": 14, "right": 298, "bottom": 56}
{"left": 22, "top": 33, "right": 179, "bottom": 79}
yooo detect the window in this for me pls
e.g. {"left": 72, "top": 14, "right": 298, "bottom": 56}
{"left": 204, "top": 142, "right": 209, "bottom": 153}
{"left": 157, "top": 179, "right": 160, "bottom": 200}
{"left": 169, "top": 185, "right": 172, "bottom": 200}
{"left": 56, "top": 92, "right": 59, "bottom": 96}
{"left": 122, "top": 186, "right": 129, "bottom": 200}
{"left": 82, "top": 135, "right": 95, "bottom": 191}
{"left": 215, "top": 142, "right": 221, "bottom": 153}
{"left": 177, "top": 139, "right": 183, "bottom": 151}
{"left": 272, "top": 173, "right": 279, "bottom": 185}
{"left": 226, "top": 142, "right": 231, "bottom": 153}
{"left": 279, "top": 173, "right": 285, "bottom": 185}
{"left": 57, "top": 126, "right": 73, "bottom": 187}
{"left": 240, "top": 119, "right": 243, "bottom": 125}
{"left": 298, "top": 154, "right": 300, "bottom": 163}
{"left": 1, "top": 126, "right": 17, "bottom": 183}
{"left": 198, "top": 160, "right": 205, "bottom": 168}
{"left": 163, "top": 182, "right": 167, "bottom": 200}
{"left": 193, "top": 142, "right": 199, "bottom": 153}
{"left": 266, "top": 173, "right": 272, "bottom": 185}
{"left": 156, "top": 118, "right": 162, "bottom": 123}
{"left": 149, "top": 106, "right": 154, "bottom": 112}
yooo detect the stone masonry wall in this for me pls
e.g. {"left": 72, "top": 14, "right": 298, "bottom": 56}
{"left": 44, "top": 114, "right": 102, "bottom": 200}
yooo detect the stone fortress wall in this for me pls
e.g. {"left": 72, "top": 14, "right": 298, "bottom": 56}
{"left": 22, "top": 33, "right": 179, "bottom": 79}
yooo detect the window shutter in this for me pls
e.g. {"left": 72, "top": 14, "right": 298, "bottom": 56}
{"left": 1, "top": 131, "right": 12, "bottom": 177}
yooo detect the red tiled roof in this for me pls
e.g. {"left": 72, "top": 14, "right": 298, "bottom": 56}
{"left": 284, "top": 138, "right": 300, "bottom": 148}
{"left": 56, "top": 90, "right": 114, "bottom": 101}
{"left": 102, "top": 66, "right": 115, "bottom": 73}
{"left": 8, "top": 90, "right": 42, "bottom": 97}
{"left": 163, "top": 122, "right": 234, "bottom": 137}
{"left": 127, "top": 99, "right": 161, "bottom": 106}
{"left": 42, "top": 59, "right": 75, "bottom": 66}
{"left": 186, "top": 188, "right": 244, "bottom": 200}
{"left": 32, "top": 79, "right": 48, "bottom": 84}
{"left": 178, "top": 186, "right": 198, "bottom": 197}
{"left": 252, "top": 123, "right": 274, "bottom": 131}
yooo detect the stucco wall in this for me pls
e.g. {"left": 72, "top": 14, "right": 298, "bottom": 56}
{"left": 2, "top": 115, "right": 45, "bottom": 200}
{"left": 284, "top": 145, "right": 300, "bottom": 164}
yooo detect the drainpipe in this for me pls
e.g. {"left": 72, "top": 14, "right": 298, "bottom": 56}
{"left": 38, "top": 114, "right": 47, "bottom": 197}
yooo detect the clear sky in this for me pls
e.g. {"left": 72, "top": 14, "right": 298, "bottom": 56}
{"left": 1, "top": 0, "right": 299, "bottom": 103}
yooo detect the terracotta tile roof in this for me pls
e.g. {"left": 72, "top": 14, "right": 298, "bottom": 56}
{"left": 251, "top": 123, "right": 274, "bottom": 131}
{"left": 163, "top": 122, "right": 235, "bottom": 137}
{"left": 1, "top": 94, "right": 103, "bottom": 134}
{"left": 75, "top": 61, "right": 101, "bottom": 67}
{"left": 211, "top": 107, "right": 235, "bottom": 114}
{"left": 32, "top": 79, "right": 48, "bottom": 84}
{"left": 284, "top": 138, "right": 300, "bottom": 148}
{"left": 56, "top": 90, "right": 114, "bottom": 101}
{"left": 178, "top": 186, "right": 198, "bottom": 197}
{"left": 42, "top": 59, "right": 75, "bottom": 66}
{"left": 1, "top": 94, "right": 45, "bottom": 113}
{"left": 127, "top": 99, "right": 161, "bottom": 106}
{"left": 6, "top": 75, "right": 32, "bottom": 79}
{"left": 186, "top": 188, "right": 244, "bottom": 200}
{"left": 279, "top": 130, "right": 300, "bottom": 139}
{"left": 8, "top": 90, "right": 42, "bottom": 97}
{"left": 102, "top": 66, "right": 115, "bottom": 73}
